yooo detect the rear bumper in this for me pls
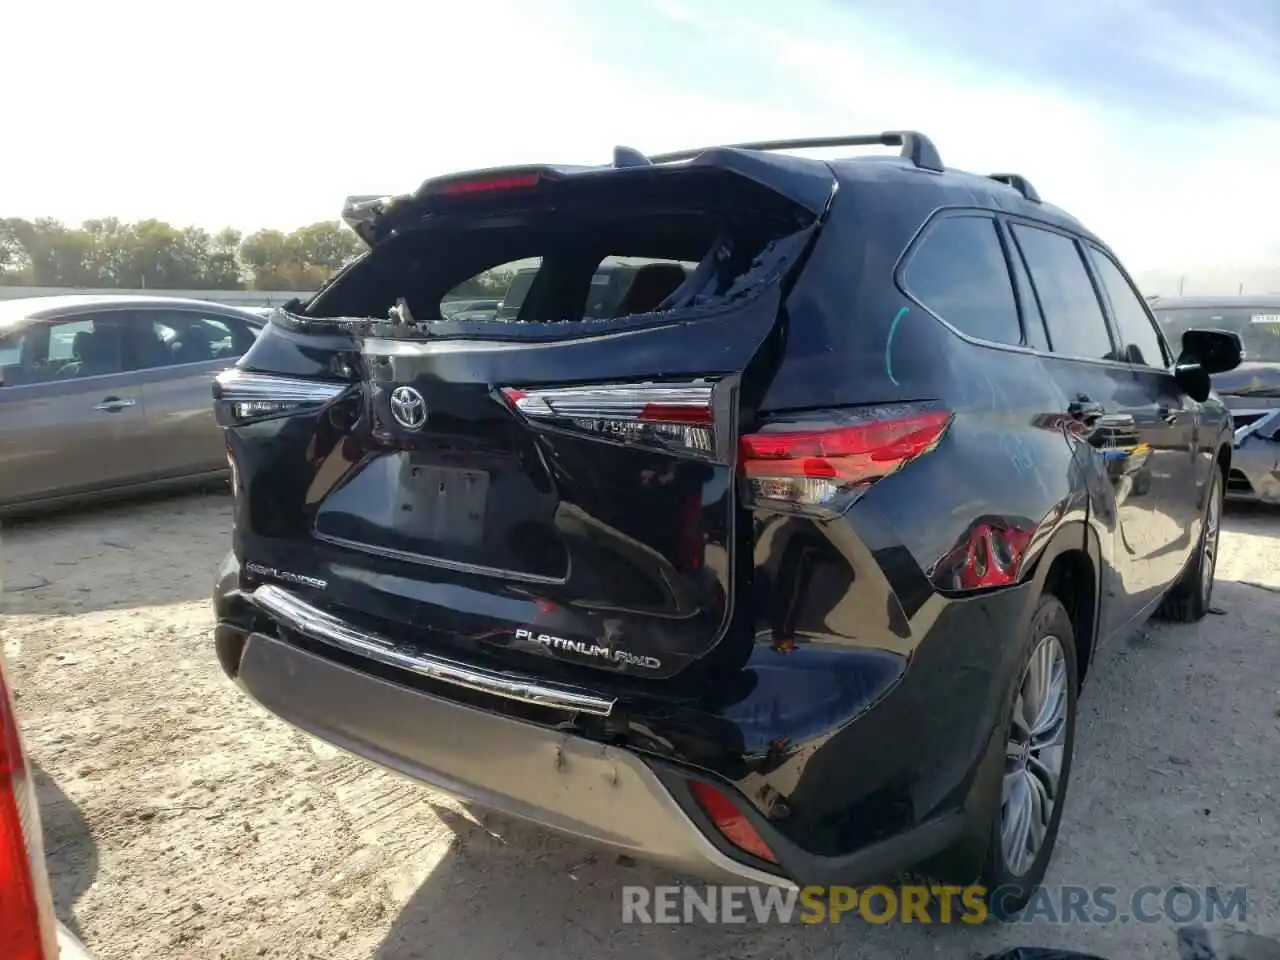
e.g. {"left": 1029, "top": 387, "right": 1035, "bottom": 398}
{"left": 226, "top": 628, "right": 792, "bottom": 887}
{"left": 215, "top": 593, "right": 964, "bottom": 889}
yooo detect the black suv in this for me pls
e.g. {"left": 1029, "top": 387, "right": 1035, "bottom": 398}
{"left": 211, "top": 131, "right": 1242, "bottom": 914}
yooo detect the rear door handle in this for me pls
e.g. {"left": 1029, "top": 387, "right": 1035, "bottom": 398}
{"left": 94, "top": 396, "right": 137, "bottom": 413}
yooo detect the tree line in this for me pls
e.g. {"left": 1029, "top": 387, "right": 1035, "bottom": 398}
{"left": 0, "top": 216, "right": 369, "bottom": 291}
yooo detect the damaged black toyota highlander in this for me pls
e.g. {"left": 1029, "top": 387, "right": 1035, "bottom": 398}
{"left": 211, "top": 132, "right": 1241, "bottom": 915}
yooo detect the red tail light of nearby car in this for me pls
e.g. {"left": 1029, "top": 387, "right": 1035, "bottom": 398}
{"left": 0, "top": 659, "right": 57, "bottom": 960}
{"left": 689, "top": 780, "right": 779, "bottom": 864}
{"left": 740, "top": 406, "right": 953, "bottom": 509}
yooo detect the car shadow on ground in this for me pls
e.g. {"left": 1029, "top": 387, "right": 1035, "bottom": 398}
{"left": 370, "top": 801, "right": 839, "bottom": 960}
{"left": 1, "top": 486, "right": 230, "bottom": 616}
{"left": 31, "top": 759, "right": 98, "bottom": 942}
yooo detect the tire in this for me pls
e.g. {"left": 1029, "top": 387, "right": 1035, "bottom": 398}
{"left": 1154, "top": 468, "right": 1222, "bottom": 623}
{"left": 979, "top": 594, "right": 1079, "bottom": 920}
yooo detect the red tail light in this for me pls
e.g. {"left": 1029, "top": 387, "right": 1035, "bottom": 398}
{"left": 0, "top": 659, "right": 56, "bottom": 960}
{"left": 740, "top": 406, "right": 952, "bottom": 509}
{"left": 690, "top": 781, "right": 779, "bottom": 864}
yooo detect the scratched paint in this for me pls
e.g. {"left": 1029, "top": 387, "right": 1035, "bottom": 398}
{"left": 884, "top": 306, "right": 910, "bottom": 385}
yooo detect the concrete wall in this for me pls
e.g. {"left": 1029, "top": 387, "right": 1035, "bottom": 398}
{"left": 0, "top": 287, "right": 315, "bottom": 307}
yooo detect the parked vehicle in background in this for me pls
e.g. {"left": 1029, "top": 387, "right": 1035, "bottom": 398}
{"left": 0, "top": 650, "right": 95, "bottom": 959}
{"left": 1152, "top": 295, "right": 1280, "bottom": 504}
{"left": 212, "top": 132, "right": 1240, "bottom": 916}
{"left": 440, "top": 298, "right": 501, "bottom": 321}
{"left": 0, "top": 295, "right": 265, "bottom": 516}
{"left": 493, "top": 260, "right": 692, "bottom": 321}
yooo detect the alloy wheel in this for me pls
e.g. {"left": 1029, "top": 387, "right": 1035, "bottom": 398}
{"left": 1000, "top": 634, "right": 1069, "bottom": 877}
{"left": 1201, "top": 479, "right": 1221, "bottom": 607}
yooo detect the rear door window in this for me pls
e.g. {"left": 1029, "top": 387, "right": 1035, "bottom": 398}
{"left": 904, "top": 215, "right": 1022, "bottom": 345}
{"left": 124, "top": 310, "right": 259, "bottom": 369}
{"left": 1086, "top": 247, "right": 1168, "bottom": 367}
{"left": 1011, "top": 224, "right": 1115, "bottom": 361}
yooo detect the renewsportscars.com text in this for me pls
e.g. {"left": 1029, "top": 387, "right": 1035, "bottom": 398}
{"left": 621, "top": 884, "right": 1248, "bottom": 925}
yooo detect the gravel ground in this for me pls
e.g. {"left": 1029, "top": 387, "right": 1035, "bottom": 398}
{"left": 2, "top": 490, "right": 1278, "bottom": 960}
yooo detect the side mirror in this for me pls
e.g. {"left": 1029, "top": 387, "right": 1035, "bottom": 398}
{"left": 1174, "top": 328, "right": 1244, "bottom": 402}
{"left": 1180, "top": 328, "right": 1243, "bottom": 374}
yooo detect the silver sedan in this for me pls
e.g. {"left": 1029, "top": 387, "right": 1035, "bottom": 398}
{"left": 0, "top": 294, "right": 266, "bottom": 516}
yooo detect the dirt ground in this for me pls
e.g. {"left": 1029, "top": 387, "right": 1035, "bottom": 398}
{"left": 2, "top": 490, "right": 1278, "bottom": 960}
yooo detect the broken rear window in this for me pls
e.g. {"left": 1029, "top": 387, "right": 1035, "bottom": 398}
{"left": 301, "top": 165, "right": 818, "bottom": 335}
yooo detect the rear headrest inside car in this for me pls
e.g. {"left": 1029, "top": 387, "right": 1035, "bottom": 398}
{"left": 612, "top": 264, "right": 689, "bottom": 317}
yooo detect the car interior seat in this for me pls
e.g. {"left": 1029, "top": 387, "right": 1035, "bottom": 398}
{"left": 174, "top": 324, "right": 214, "bottom": 364}
{"left": 611, "top": 263, "right": 690, "bottom": 317}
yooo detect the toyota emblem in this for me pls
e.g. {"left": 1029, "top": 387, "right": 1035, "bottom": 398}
{"left": 389, "top": 385, "right": 428, "bottom": 430}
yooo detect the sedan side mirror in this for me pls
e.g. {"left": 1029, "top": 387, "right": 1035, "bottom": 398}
{"left": 1174, "top": 328, "right": 1244, "bottom": 402}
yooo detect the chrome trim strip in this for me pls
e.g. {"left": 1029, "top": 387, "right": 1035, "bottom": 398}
{"left": 214, "top": 368, "right": 350, "bottom": 404}
{"left": 246, "top": 584, "right": 616, "bottom": 716}
{"left": 508, "top": 382, "right": 715, "bottom": 420}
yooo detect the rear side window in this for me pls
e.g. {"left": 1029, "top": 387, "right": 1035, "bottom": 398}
{"left": 1087, "top": 248, "right": 1166, "bottom": 367}
{"left": 905, "top": 215, "right": 1022, "bottom": 345}
{"left": 1011, "top": 225, "right": 1114, "bottom": 361}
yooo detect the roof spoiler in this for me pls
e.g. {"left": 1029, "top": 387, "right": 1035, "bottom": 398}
{"left": 340, "top": 130, "right": 947, "bottom": 247}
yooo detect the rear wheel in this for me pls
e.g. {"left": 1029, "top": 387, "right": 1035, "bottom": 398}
{"left": 979, "top": 594, "right": 1079, "bottom": 919}
{"left": 1155, "top": 468, "right": 1222, "bottom": 623}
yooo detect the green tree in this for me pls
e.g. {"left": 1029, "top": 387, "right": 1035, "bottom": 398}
{"left": 0, "top": 215, "right": 360, "bottom": 290}
{"left": 239, "top": 221, "right": 363, "bottom": 290}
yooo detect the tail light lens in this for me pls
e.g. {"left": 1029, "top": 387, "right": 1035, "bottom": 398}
{"left": 740, "top": 404, "right": 952, "bottom": 510}
{"left": 501, "top": 381, "right": 717, "bottom": 458}
{"left": 213, "top": 369, "right": 350, "bottom": 427}
{"left": 690, "top": 781, "right": 779, "bottom": 864}
{"left": 0, "top": 659, "right": 57, "bottom": 960}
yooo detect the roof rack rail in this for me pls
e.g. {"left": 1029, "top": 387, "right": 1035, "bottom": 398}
{"left": 641, "top": 130, "right": 944, "bottom": 172}
{"left": 988, "top": 173, "right": 1041, "bottom": 203}
{"left": 612, "top": 146, "right": 652, "bottom": 168}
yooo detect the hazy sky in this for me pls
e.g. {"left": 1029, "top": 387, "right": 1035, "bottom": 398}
{"left": 4, "top": 0, "right": 1278, "bottom": 288}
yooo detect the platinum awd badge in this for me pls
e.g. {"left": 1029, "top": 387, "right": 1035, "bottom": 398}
{"left": 514, "top": 627, "right": 661, "bottom": 670}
